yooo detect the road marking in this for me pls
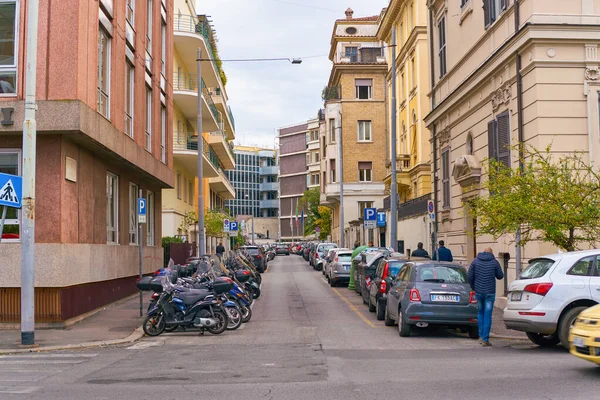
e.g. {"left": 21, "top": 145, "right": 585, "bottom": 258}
{"left": 0, "top": 387, "right": 40, "bottom": 394}
{"left": 0, "top": 354, "right": 97, "bottom": 359}
{"left": 331, "top": 287, "right": 378, "bottom": 329}
{"left": 0, "top": 360, "right": 88, "bottom": 365}
{"left": 126, "top": 341, "right": 163, "bottom": 350}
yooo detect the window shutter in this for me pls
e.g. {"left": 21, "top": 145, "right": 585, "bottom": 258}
{"left": 487, "top": 120, "right": 497, "bottom": 161}
{"left": 496, "top": 111, "right": 511, "bottom": 167}
{"left": 483, "top": 0, "right": 491, "bottom": 27}
{"left": 500, "top": 0, "right": 508, "bottom": 11}
{"left": 358, "top": 161, "right": 372, "bottom": 170}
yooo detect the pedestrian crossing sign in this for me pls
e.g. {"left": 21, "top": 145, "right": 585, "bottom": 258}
{"left": 0, "top": 172, "right": 22, "bottom": 209}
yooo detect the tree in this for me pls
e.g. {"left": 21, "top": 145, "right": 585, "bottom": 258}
{"left": 178, "top": 209, "right": 232, "bottom": 238}
{"left": 470, "top": 146, "right": 600, "bottom": 252}
{"left": 299, "top": 188, "right": 331, "bottom": 239}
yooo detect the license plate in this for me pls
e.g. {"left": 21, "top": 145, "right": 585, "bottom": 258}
{"left": 510, "top": 292, "right": 522, "bottom": 301}
{"left": 573, "top": 336, "right": 586, "bottom": 348}
{"left": 431, "top": 294, "right": 459, "bottom": 302}
{"left": 344, "top": 265, "right": 350, "bottom": 271}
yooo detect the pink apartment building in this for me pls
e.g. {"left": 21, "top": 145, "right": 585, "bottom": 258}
{"left": 0, "top": 0, "right": 174, "bottom": 324}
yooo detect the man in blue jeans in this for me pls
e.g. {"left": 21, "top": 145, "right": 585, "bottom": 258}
{"left": 468, "top": 247, "right": 504, "bottom": 347}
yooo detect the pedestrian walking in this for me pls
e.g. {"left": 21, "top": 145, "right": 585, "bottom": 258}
{"left": 216, "top": 242, "right": 225, "bottom": 258}
{"left": 411, "top": 242, "right": 430, "bottom": 259}
{"left": 368, "top": 241, "right": 374, "bottom": 247}
{"left": 433, "top": 240, "right": 453, "bottom": 262}
{"left": 468, "top": 247, "right": 504, "bottom": 347}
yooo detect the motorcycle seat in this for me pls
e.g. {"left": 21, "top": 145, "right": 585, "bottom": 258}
{"left": 177, "top": 289, "right": 212, "bottom": 305}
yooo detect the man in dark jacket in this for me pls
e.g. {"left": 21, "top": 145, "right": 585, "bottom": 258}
{"left": 468, "top": 248, "right": 504, "bottom": 347}
{"left": 433, "top": 240, "right": 453, "bottom": 262}
{"left": 216, "top": 242, "right": 225, "bottom": 258}
{"left": 411, "top": 242, "right": 430, "bottom": 259}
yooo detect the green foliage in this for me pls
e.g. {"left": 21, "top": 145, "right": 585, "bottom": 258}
{"left": 299, "top": 188, "right": 331, "bottom": 239}
{"left": 205, "top": 209, "right": 231, "bottom": 237}
{"left": 161, "top": 236, "right": 183, "bottom": 248}
{"left": 470, "top": 146, "right": 600, "bottom": 252}
{"left": 233, "top": 231, "right": 245, "bottom": 246}
{"left": 178, "top": 211, "right": 198, "bottom": 234}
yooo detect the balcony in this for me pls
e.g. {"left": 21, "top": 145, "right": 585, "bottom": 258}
{"left": 322, "top": 85, "right": 341, "bottom": 101}
{"left": 259, "top": 182, "right": 280, "bottom": 192}
{"left": 209, "top": 167, "right": 235, "bottom": 200}
{"left": 208, "top": 130, "right": 235, "bottom": 170}
{"left": 398, "top": 194, "right": 431, "bottom": 220}
{"left": 173, "top": 136, "right": 220, "bottom": 178}
{"left": 259, "top": 200, "right": 279, "bottom": 209}
{"left": 337, "top": 47, "right": 385, "bottom": 64}
{"left": 259, "top": 165, "right": 279, "bottom": 176}
{"left": 209, "top": 87, "right": 235, "bottom": 139}
{"left": 173, "top": 15, "right": 220, "bottom": 88}
{"left": 173, "top": 72, "right": 219, "bottom": 132}
{"left": 384, "top": 154, "right": 412, "bottom": 188}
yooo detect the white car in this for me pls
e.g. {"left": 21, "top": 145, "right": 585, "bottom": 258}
{"left": 503, "top": 250, "right": 600, "bottom": 348}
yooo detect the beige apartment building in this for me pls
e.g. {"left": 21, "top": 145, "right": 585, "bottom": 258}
{"left": 378, "top": 0, "right": 433, "bottom": 254}
{"left": 162, "top": 0, "right": 236, "bottom": 252}
{"left": 321, "top": 9, "right": 388, "bottom": 248}
{"left": 0, "top": 0, "right": 173, "bottom": 323}
{"left": 425, "top": 0, "right": 600, "bottom": 281}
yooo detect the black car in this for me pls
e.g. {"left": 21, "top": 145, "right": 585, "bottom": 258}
{"left": 241, "top": 246, "right": 266, "bottom": 272}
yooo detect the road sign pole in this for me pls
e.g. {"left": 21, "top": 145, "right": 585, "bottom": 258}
{"left": 197, "top": 48, "right": 205, "bottom": 257}
{"left": 0, "top": 206, "right": 6, "bottom": 244}
{"left": 138, "top": 190, "right": 143, "bottom": 317}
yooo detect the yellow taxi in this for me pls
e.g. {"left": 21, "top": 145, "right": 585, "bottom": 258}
{"left": 569, "top": 304, "right": 600, "bottom": 365}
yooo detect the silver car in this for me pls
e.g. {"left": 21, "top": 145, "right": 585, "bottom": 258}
{"left": 323, "top": 248, "right": 349, "bottom": 276}
{"left": 327, "top": 250, "right": 353, "bottom": 287}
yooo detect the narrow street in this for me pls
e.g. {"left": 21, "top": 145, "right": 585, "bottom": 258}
{"left": 2, "top": 256, "right": 599, "bottom": 400}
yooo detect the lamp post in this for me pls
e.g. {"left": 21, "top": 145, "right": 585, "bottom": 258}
{"left": 197, "top": 48, "right": 205, "bottom": 257}
{"left": 245, "top": 193, "right": 255, "bottom": 245}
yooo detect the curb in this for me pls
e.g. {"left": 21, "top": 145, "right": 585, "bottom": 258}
{"left": 0, "top": 326, "right": 145, "bottom": 355}
{"left": 490, "top": 333, "right": 529, "bottom": 340}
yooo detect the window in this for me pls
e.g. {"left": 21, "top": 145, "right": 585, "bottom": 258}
{"left": 329, "top": 118, "right": 336, "bottom": 143}
{"left": 409, "top": 2, "right": 414, "bottom": 30}
{"left": 106, "top": 172, "right": 119, "bottom": 244}
{"left": 310, "top": 130, "right": 319, "bottom": 141}
{"left": 126, "top": 0, "right": 135, "bottom": 25}
{"left": 311, "top": 173, "right": 320, "bottom": 186}
{"left": 146, "top": 0, "right": 152, "bottom": 53}
{"left": 189, "top": 181, "right": 193, "bottom": 204}
{"left": 146, "top": 191, "right": 154, "bottom": 246}
{"left": 358, "top": 161, "right": 372, "bottom": 182}
{"left": 568, "top": 257, "right": 594, "bottom": 277}
{"left": 345, "top": 46, "right": 358, "bottom": 62}
{"left": 183, "top": 177, "right": 187, "bottom": 204}
{"left": 129, "top": 183, "right": 139, "bottom": 245}
{"left": 97, "top": 28, "right": 111, "bottom": 118}
{"left": 466, "top": 133, "right": 473, "bottom": 155}
{"left": 410, "top": 56, "right": 416, "bottom": 89}
{"left": 160, "top": 105, "right": 166, "bottom": 162}
{"left": 330, "top": 159, "right": 336, "bottom": 183}
{"left": 400, "top": 72, "right": 405, "bottom": 101}
{"left": 0, "top": 1, "right": 17, "bottom": 94}
{"left": 313, "top": 151, "right": 320, "bottom": 163}
{"left": 145, "top": 86, "right": 152, "bottom": 151}
{"left": 358, "top": 120, "right": 372, "bottom": 141}
{"left": 161, "top": 19, "right": 166, "bottom": 76}
{"left": 355, "top": 79, "right": 372, "bottom": 99}
{"left": 441, "top": 148, "right": 450, "bottom": 208}
{"left": 358, "top": 201, "right": 374, "bottom": 216}
{"left": 125, "top": 61, "right": 134, "bottom": 137}
{"left": 438, "top": 15, "right": 447, "bottom": 77}
{"left": 0, "top": 150, "right": 20, "bottom": 240}
{"left": 520, "top": 258, "right": 555, "bottom": 279}
{"left": 487, "top": 111, "right": 510, "bottom": 167}
{"left": 484, "top": 0, "right": 508, "bottom": 28}
{"left": 176, "top": 171, "right": 182, "bottom": 199}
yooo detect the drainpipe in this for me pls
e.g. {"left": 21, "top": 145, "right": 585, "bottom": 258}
{"left": 428, "top": 7, "right": 439, "bottom": 256}
{"left": 515, "top": 0, "right": 523, "bottom": 278}
{"left": 338, "top": 111, "right": 344, "bottom": 248}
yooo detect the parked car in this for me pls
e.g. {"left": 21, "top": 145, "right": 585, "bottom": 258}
{"left": 353, "top": 248, "right": 390, "bottom": 295}
{"left": 241, "top": 246, "right": 266, "bottom": 273}
{"left": 275, "top": 243, "right": 290, "bottom": 256}
{"left": 359, "top": 250, "right": 389, "bottom": 305}
{"left": 309, "top": 243, "right": 320, "bottom": 267}
{"left": 303, "top": 244, "right": 312, "bottom": 261}
{"left": 326, "top": 250, "right": 353, "bottom": 287}
{"left": 385, "top": 261, "right": 479, "bottom": 338}
{"left": 569, "top": 303, "right": 600, "bottom": 364}
{"left": 323, "top": 248, "right": 350, "bottom": 276}
{"left": 504, "top": 250, "right": 600, "bottom": 349}
{"left": 368, "top": 255, "right": 427, "bottom": 320}
{"left": 314, "top": 243, "right": 338, "bottom": 271}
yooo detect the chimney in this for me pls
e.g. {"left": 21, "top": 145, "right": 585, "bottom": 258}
{"left": 345, "top": 8, "right": 354, "bottom": 20}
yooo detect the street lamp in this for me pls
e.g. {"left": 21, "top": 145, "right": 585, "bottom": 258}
{"left": 244, "top": 193, "right": 255, "bottom": 245}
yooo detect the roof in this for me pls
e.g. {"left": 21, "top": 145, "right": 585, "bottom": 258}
{"left": 336, "top": 15, "right": 379, "bottom": 22}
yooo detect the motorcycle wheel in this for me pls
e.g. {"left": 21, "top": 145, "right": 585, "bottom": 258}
{"left": 206, "top": 309, "right": 228, "bottom": 335}
{"left": 143, "top": 312, "right": 166, "bottom": 337}
{"left": 241, "top": 304, "right": 252, "bottom": 323}
{"left": 164, "top": 325, "right": 178, "bottom": 333}
{"left": 252, "top": 286, "right": 261, "bottom": 299}
{"left": 225, "top": 306, "right": 243, "bottom": 330}
{"left": 254, "top": 274, "right": 262, "bottom": 285}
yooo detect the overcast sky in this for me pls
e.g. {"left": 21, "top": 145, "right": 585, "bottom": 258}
{"left": 198, "top": 0, "right": 389, "bottom": 148}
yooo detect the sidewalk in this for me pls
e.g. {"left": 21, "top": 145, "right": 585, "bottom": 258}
{"left": 0, "top": 292, "right": 148, "bottom": 353}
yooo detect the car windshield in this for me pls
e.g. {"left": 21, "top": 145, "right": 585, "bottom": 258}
{"left": 417, "top": 266, "right": 467, "bottom": 283}
{"left": 246, "top": 248, "right": 259, "bottom": 255}
{"left": 520, "top": 258, "right": 555, "bottom": 280}
{"left": 319, "top": 244, "right": 337, "bottom": 252}
{"left": 338, "top": 254, "right": 352, "bottom": 262}
{"left": 388, "top": 261, "right": 407, "bottom": 277}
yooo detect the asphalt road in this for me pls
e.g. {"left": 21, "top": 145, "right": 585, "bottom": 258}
{"left": 2, "top": 255, "right": 600, "bottom": 399}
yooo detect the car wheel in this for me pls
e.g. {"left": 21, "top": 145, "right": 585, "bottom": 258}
{"left": 376, "top": 299, "right": 385, "bottom": 321}
{"left": 467, "top": 326, "right": 479, "bottom": 339}
{"left": 526, "top": 332, "right": 560, "bottom": 347}
{"left": 384, "top": 305, "right": 395, "bottom": 326}
{"left": 368, "top": 298, "right": 376, "bottom": 313}
{"left": 558, "top": 306, "right": 588, "bottom": 349}
{"left": 398, "top": 307, "right": 411, "bottom": 337}
{"left": 329, "top": 277, "right": 335, "bottom": 287}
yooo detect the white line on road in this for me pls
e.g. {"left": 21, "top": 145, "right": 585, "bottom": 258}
{"left": 0, "top": 360, "right": 88, "bottom": 365}
{"left": 0, "top": 354, "right": 97, "bottom": 359}
{"left": 0, "top": 387, "right": 40, "bottom": 394}
{"left": 126, "top": 341, "right": 164, "bottom": 350}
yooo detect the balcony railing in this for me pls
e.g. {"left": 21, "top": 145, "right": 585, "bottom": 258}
{"left": 210, "top": 129, "right": 235, "bottom": 162}
{"left": 173, "top": 72, "right": 220, "bottom": 124}
{"left": 259, "top": 166, "right": 279, "bottom": 176}
{"left": 398, "top": 193, "right": 431, "bottom": 220}
{"left": 259, "top": 182, "right": 280, "bottom": 192}
{"left": 259, "top": 200, "right": 279, "bottom": 209}
{"left": 173, "top": 15, "right": 221, "bottom": 79}
{"left": 386, "top": 154, "right": 412, "bottom": 174}
{"left": 338, "top": 47, "right": 384, "bottom": 64}
{"left": 322, "top": 85, "right": 342, "bottom": 101}
{"left": 173, "top": 136, "right": 222, "bottom": 171}
{"left": 227, "top": 106, "right": 235, "bottom": 130}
